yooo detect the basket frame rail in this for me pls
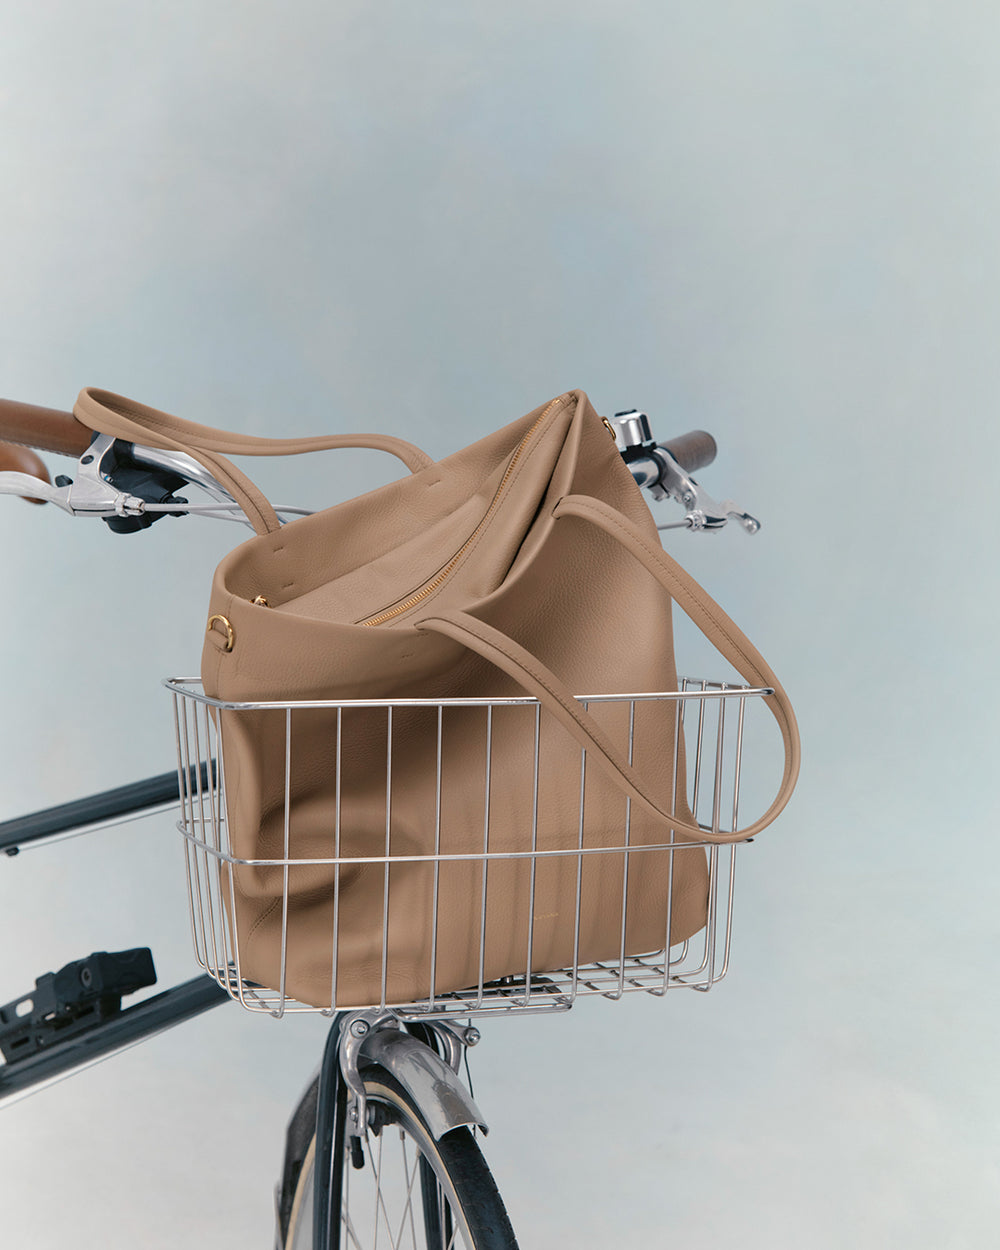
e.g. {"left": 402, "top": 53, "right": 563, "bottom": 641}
{"left": 166, "top": 678, "right": 769, "bottom": 1020}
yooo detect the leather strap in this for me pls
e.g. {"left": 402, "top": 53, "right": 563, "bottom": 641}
{"left": 554, "top": 493, "right": 800, "bottom": 809}
{"left": 73, "top": 387, "right": 434, "bottom": 536}
{"left": 415, "top": 495, "right": 800, "bottom": 845}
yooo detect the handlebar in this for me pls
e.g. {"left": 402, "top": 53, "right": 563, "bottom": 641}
{"left": 0, "top": 395, "right": 756, "bottom": 532}
{"left": 660, "top": 430, "right": 717, "bottom": 474}
{"left": 0, "top": 399, "right": 718, "bottom": 477}
{"left": 0, "top": 442, "right": 50, "bottom": 503}
{"left": 0, "top": 399, "right": 92, "bottom": 458}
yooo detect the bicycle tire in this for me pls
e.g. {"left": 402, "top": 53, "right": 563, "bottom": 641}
{"left": 283, "top": 1063, "right": 518, "bottom": 1250}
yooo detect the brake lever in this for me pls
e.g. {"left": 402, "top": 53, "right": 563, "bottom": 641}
{"left": 652, "top": 448, "right": 760, "bottom": 534}
{"left": 608, "top": 410, "right": 760, "bottom": 534}
{"left": 0, "top": 434, "right": 305, "bottom": 527}
{"left": 0, "top": 464, "right": 146, "bottom": 518}
{"left": 0, "top": 433, "right": 237, "bottom": 520}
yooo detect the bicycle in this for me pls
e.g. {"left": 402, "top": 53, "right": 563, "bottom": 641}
{"left": 0, "top": 395, "right": 797, "bottom": 1249}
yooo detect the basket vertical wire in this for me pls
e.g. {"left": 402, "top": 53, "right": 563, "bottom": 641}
{"left": 167, "top": 680, "right": 768, "bottom": 1018}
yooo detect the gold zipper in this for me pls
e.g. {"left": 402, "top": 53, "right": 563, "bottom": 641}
{"left": 360, "top": 396, "right": 564, "bottom": 626}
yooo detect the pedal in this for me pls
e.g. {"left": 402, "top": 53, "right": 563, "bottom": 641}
{"left": 0, "top": 949, "right": 157, "bottom": 1066}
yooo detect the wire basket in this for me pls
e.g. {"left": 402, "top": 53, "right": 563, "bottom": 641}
{"left": 166, "top": 678, "right": 768, "bottom": 1019}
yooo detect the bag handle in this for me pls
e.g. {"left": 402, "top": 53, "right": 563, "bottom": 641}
{"left": 73, "top": 387, "right": 434, "bottom": 536}
{"left": 415, "top": 494, "right": 800, "bottom": 845}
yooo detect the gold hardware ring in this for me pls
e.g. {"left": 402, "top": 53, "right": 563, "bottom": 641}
{"left": 207, "top": 614, "right": 235, "bottom": 653}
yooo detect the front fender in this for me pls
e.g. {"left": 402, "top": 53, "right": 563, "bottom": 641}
{"left": 359, "top": 1027, "right": 488, "bottom": 1140}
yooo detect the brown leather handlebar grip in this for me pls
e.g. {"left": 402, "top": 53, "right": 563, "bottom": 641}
{"left": 0, "top": 399, "right": 93, "bottom": 457}
{"left": 660, "top": 430, "right": 717, "bottom": 473}
{"left": 0, "top": 441, "right": 52, "bottom": 504}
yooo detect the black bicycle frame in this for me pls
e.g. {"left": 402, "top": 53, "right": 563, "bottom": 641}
{"left": 0, "top": 767, "right": 228, "bottom": 1104}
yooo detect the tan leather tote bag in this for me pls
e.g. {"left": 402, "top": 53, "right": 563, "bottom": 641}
{"left": 76, "top": 387, "right": 800, "bottom": 1009}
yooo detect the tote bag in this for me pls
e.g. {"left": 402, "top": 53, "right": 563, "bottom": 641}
{"left": 76, "top": 387, "right": 800, "bottom": 1008}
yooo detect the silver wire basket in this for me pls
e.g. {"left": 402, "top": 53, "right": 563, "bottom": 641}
{"left": 166, "top": 678, "right": 769, "bottom": 1020}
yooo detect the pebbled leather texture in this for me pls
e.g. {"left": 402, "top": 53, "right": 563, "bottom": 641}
{"left": 77, "top": 387, "right": 799, "bottom": 1008}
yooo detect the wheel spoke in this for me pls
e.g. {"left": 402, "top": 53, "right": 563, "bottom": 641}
{"left": 342, "top": 1141, "right": 364, "bottom": 1249}
{"left": 343, "top": 1209, "right": 365, "bottom": 1250}
{"left": 352, "top": 1125, "right": 426, "bottom": 1250}
{"left": 372, "top": 1131, "right": 384, "bottom": 1248}
{"left": 395, "top": 1130, "right": 421, "bottom": 1249}
{"left": 445, "top": 1205, "right": 460, "bottom": 1250}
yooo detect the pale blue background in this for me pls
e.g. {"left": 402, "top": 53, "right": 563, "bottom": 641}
{"left": 1, "top": 2, "right": 998, "bottom": 1246}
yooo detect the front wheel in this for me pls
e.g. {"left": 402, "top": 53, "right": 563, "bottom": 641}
{"left": 283, "top": 1064, "right": 518, "bottom": 1250}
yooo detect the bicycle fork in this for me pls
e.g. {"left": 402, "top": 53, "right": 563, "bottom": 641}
{"left": 310, "top": 1011, "right": 488, "bottom": 1250}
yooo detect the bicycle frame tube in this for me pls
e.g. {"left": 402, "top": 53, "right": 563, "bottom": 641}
{"left": 0, "top": 975, "right": 228, "bottom": 1105}
{"left": 0, "top": 763, "right": 213, "bottom": 854}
